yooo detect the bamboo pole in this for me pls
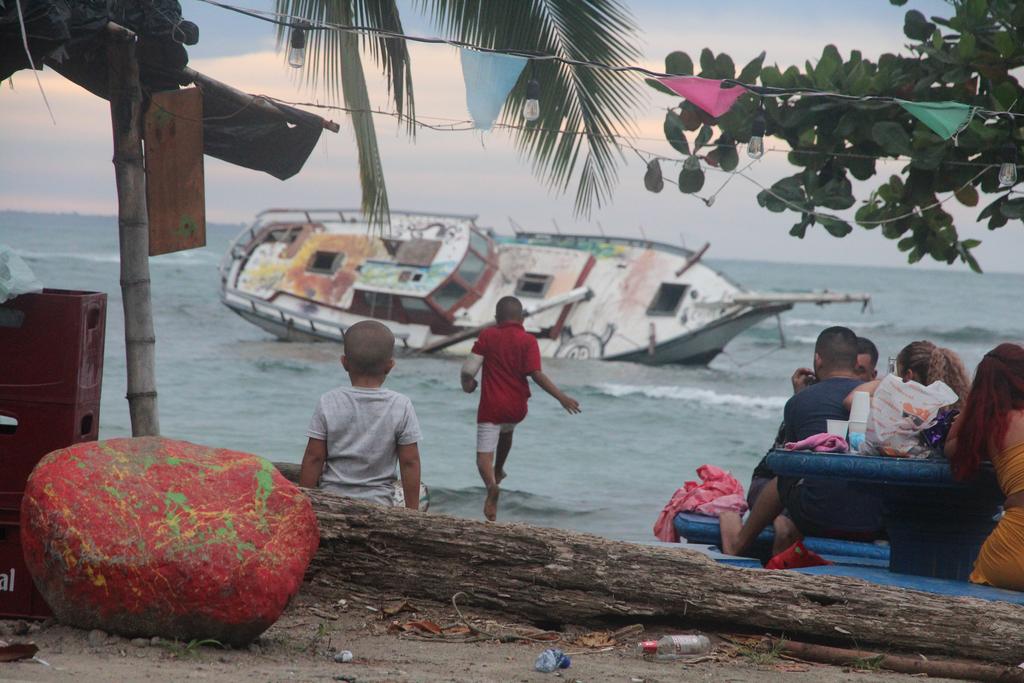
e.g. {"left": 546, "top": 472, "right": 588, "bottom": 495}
{"left": 107, "top": 30, "right": 159, "bottom": 436}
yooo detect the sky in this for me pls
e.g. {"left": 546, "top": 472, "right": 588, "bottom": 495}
{"left": 2, "top": 0, "right": 1021, "bottom": 273}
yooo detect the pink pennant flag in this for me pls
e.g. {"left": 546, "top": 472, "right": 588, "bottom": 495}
{"left": 657, "top": 76, "right": 744, "bottom": 118}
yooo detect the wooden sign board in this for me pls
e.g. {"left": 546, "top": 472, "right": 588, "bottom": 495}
{"left": 144, "top": 88, "right": 206, "bottom": 256}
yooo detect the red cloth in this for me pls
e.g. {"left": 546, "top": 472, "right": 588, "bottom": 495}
{"left": 472, "top": 322, "right": 542, "bottom": 424}
{"left": 765, "top": 540, "right": 831, "bottom": 570}
{"left": 784, "top": 433, "right": 849, "bottom": 452}
{"left": 653, "top": 464, "right": 748, "bottom": 542}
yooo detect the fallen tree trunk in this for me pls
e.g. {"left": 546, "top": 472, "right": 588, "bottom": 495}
{"left": 274, "top": 465, "right": 1024, "bottom": 663}
{"left": 774, "top": 640, "right": 1024, "bottom": 683}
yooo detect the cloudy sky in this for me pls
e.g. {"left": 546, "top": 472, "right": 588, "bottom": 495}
{"left": 2, "top": 0, "right": 1021, "bottom": 273}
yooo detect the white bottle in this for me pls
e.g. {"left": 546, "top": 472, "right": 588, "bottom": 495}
{"left": 638, "top": 634, "right": 711, "bottom": 659}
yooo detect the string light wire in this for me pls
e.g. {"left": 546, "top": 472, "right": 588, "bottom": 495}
{"left": 194, "top": 0, "right": 1024, "bottom": 123}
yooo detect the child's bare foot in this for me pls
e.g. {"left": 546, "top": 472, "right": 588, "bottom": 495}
{"left": 495, "top": 469, "right": 507, "bottom": 484}
{"left": 484, "top": 485, "right": 500, "bottom": 521}
{"left": 719, "top": 510, "right": 743, "bottom": 556}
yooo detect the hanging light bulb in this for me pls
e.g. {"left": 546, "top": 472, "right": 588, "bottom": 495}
{"left": 523, "top": 78, "right": 541, "bottom": 122}
{"left": 747, "top": 104, "right": 766, "bottom": 160}
{"left": 999, "top": 144, "right": 1018, "bottom": 188}
{"left": 288, "top": 24, "right": 307, "bottom": 69}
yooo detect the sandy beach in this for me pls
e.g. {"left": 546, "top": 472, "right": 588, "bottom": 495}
{"left": 0, "top": 583, "right": 963, "bottom": 683}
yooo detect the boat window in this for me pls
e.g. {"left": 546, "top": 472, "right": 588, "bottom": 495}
{"left": 647, "top": 283, "right": 689, "bottom": 316}
{"left": 400, "top": 297, "right": 434, "bottom": 314}
{"left": 365, "top": 292, "right": 394, "bottom": 315}
{"left": 307, "top": 250, "right": 344, "bottom": 275}
{"left": 431, "top": 280, "right": 468, "bottom": 311}
{"left": 469, "top": 230, "right": 491, "bottom": 257}
{"left": 456, "top": 251, "right": 487, "bottom": 287}
{"left": 515, "top": 273, "right": 552, "bottom": 298}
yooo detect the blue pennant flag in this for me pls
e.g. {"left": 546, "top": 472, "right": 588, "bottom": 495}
{"left": 459, "top": 48, "right": 528, "bottom": 130}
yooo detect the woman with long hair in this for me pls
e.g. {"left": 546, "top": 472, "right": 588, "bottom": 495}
{"left": 896, "top": 340, "right": 971, "bottom": 408}
{"left": 946, "top": 343, "right": 1024, "bottom": 589}
{"left": 844, "top": 340, "right": 971, "bottom": 410}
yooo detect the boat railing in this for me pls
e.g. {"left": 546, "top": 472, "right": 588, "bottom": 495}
{"left": 221, "top": 288, "right": 411, "bottom": 344}
{"left": 511, "top": 230, "right": 697, "bottom": 259}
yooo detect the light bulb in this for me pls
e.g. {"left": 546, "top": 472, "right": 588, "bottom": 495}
{"left": 288, "top": 27, "right": 307, "bottom": 69}
{"left": 999, "top": 162, "right": 1017, "bottom": 188}
{"left": 747, "top": 107, "right": 767, "bottom": 160}
{"left": 523, "top": 78, "right": 541, "bottom": 122}
{"left": 746, "top": 136, "right": 764, "bottom": 160}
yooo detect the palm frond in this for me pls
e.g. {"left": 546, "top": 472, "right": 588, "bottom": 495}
{"left": 274, "top": 1, "right": 396, "bottom": 231}
{"left": 340, "top": 30, "right": 391, "bottom": 231}
{"left": 274, "top": 0, "right": 414, "bottom": 128}
{"left": 416, "top": 0, "right": 640, "bottom": 216}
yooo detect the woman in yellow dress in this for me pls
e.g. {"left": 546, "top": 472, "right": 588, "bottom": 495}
{"left": 946, "top": 343, "right": 1024, "bottom": 590}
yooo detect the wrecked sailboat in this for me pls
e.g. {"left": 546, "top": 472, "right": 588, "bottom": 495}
{"left": 219, "top": 209, "right": 869, "bottom": 365}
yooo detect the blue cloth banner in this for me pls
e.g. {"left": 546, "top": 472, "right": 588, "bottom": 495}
{"left": 459, "top": 48, "right": 528, "bottom": 130}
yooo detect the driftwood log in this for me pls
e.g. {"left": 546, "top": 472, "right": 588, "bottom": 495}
{"left": 275, "top": 464, "right": 1024, "bottom": 663}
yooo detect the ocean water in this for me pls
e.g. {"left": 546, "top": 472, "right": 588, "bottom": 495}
{"left": 2, "top": 211, "right": 1021, "bottom": 542}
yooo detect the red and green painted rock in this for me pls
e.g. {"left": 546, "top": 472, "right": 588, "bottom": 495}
{"left": 20, "top": 437, "right": 319, "bottom": 645}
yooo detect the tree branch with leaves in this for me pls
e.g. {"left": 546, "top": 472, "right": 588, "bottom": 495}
{"left": 649, "top": 0, "right": 1024, "bottom": 272}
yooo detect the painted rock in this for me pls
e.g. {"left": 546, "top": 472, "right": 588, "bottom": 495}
{"left": 20, "top": 437, "right": 319, "bottom": 645}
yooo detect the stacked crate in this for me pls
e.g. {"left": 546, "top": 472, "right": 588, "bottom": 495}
{"left": 0, "top": 289, "right": 107, "bottom": 618}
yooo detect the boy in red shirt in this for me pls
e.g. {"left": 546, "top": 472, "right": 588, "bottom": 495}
{"left": 461, "top": 296, "right": 580, "bottom": 520}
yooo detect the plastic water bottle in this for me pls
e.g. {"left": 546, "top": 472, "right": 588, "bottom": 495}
{"left": 534, "top": 647, "right": 571, "bottom": 672}
{"left": 637, "top": 634, "right": 711, "bottom": 660}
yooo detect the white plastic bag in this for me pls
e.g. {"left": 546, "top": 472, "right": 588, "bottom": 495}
{"left": 861, "top": 374, "right": 957, "bottom": 458}
{"left": 0, "top": 245, "right": 43, "bottom": 303}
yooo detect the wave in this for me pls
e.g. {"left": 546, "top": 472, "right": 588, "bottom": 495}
{"left": 15, "top": 249, "right": 121, "bottom": 264}
{"left": 929, "top": 326, "right": 1019, "bottom": 344}
{"left": 785, "top": 317, "right": 891, "bottom": 330}
{"left": 592, "top": 383, "right": 787, "bottom": 412}
{"left": 429, "top": 486, "right": 602, "bottom": 519}
{"left": 14, "top": 249, "right": 219, "bottom": 267}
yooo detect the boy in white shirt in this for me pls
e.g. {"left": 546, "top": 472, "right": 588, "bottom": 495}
{"left": 299, "top": 320, "right": 422, "bottom": 509}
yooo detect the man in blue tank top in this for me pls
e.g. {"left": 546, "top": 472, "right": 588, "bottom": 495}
{"left": 721, "top": 326, "right": 884, "bottom": 557}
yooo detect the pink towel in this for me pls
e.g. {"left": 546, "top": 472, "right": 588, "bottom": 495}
{"left": 653, "top": 464, "right": 748, "bottom": 542}
{"left": 784, "top": 433, "right": 849, "bottom": 453}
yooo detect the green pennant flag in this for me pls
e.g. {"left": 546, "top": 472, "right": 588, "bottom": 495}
{"left": 897, "top": 100, "right": 973, "bottom": 140}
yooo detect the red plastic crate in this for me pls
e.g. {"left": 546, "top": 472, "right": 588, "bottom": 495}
{"left": 0, "top": 517, "right": 51, "bottom": 619}
{"left": 0, "top": 289, "right": 107, "bottom": 405}
{"left": 0, "top": 400, "right": 100, "bottom": 513}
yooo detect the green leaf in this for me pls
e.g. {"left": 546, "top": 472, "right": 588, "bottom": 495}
{"left": 815, "top": 45, "right": 842, "bottom": 86}
{"left": 715, "top": 53, "right": 736, "bottom": 80}
{"left": 678, "top": 167, "right": 705, "bottom": 193}
{"left": 738, "top": 51, "right": 766, "bottom": 83}
{"left": 718, "top": 144, "right": 739, "bottom": 172}
{"left": 645, "top": 78, "right": 677, "bottom": 96}
{"left": 872, "top": 121, "right": 914, "bottom": 156}
{"left": 789, "top": 214, "right": 813, "bottom": 238}
{"left": 819, "top": 216, "right": 853, "bottom": 237}
{"left": 699, "top": 48, "right": 716, "bottom": 76}
{"left": 961, "top": 238, "right": 981, "bottom": 249}
{"left": 931, "top": 29, "right": 943, "bottom": 50}
{"left": 663, "top": 111, "right": 690, "bottom": 155}
{"left": 910, "top": 144, "right": 947, "bottom": 171}
{"left": 665, "top": 51, "right": 693, "bottom": 76}
{"left": 644, "top": 159, "right": 664, "bottom": 193}
{"left": 1000, "top": 198, "right": 1024, "bottom": 218}
{"left": 890, "top": 0, "right": 908, "bottom": 5}
{"left": 958, "top": 32, "right": 977, "bottom": 60}
{"left": 694, "top": 125, "right": 713, "bottom": 152}
{"left": 994, "top": 31, "right": 1017, "bottom": 58}
{"left": 954, "top": 184, "right": 979, "bottom": 207}
{"left": 993, "top": 81, "right": 1018, "bottom": 111}
{"left": 897, "top": 236, "right": 916, "bottom": 251}
{"left": 904, "top": 10, "right": 935, "bottom": 41}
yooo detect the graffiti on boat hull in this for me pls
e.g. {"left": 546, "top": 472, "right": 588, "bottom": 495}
{"left": 554, "top": 324, "right": 616, "bottom": 360}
